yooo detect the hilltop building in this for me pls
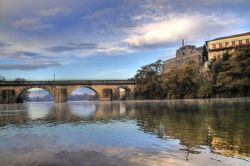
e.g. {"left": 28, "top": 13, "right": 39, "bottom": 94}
{"left": 206, "top": 32, "right": 250, "bottom": 60}
{"left": 164, "top": 40, "right": 203, "bottom": 73}
{"left": 163, "top": 32, "right": 250, "bottom": 73}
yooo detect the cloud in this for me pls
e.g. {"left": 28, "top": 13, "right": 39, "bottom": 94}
{"left": 101, "top": 44, "right": 133, "bottom": 55}
{"left": 0, "top": 45, "right": 62, "bottom": 70}
{"left": 0, "top": 47, "right": 47, "bottom": 60}
{"left": 11, "top": 18, "right": 52, "bottom": 30}
{"left": 124, "top": 13, "right": 241, "bottom": 48}
{"left": 45, "top": 43, "right": 99, "bottom": 53}
{"left": 0, "top": 62, "right": 61, "bottom": 70}
{"left": 0, "top": 42, "right": 11, "bottom": 48}
{"left": 0, "top": 0, "right": 248, "bottom": 74}
{"left": 13, "top": 51, "right": 40, "bottom": 57}
{"left": 40, "top": 7, "right": 71, "bottom": 16}
{"left": 10, "top": 51, "right": 46, "bottom": 60}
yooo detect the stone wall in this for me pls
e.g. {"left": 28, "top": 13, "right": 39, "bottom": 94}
{"left": 176, "top": 45, "right": 201, "bottom": 58}
{"left": 164, "top": 45, "right": 203, "bottom": 73}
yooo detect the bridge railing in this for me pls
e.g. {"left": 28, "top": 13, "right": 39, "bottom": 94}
{"left": 0, "top": 80, "right": 136, "bottom": 86}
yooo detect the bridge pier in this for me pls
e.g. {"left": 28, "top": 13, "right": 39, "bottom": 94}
{"left": 0, "top": 89, "right": 16, "bottom": 104}
{"left": 53, "top": 87, "right": 68, "bottom": 103}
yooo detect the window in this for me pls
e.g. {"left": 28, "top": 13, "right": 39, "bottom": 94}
{"left": 232, "top": 41, "right": 235, "bottom": 46}
{"left": 219, "top": 43, "right": 222, "bottom": 48}
{"left": 239, "top": 40, "right": 242, "bottom": 45}
{"left": 225, "top": 42, "right": 229, "bottom": 47}
{"left": 213, "top": 44, "right": 216, "bottom": 49}
{"left": 246, "top": 39, "right": 249, "bottom": 44}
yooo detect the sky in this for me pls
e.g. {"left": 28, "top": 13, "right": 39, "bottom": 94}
{"left": 0, "top": 0, "right": 249, "bottom": 80}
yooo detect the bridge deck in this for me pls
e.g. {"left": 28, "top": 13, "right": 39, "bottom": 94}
{"left": 0, "top": 80, "right": 136, "bottom": 86}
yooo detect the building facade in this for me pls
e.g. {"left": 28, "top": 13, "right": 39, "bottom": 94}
{"left": 164, "top": 45, "right": 203, "bottom": 73}
{"left": 207, "top": 32, "right": 250, "bottom": 60}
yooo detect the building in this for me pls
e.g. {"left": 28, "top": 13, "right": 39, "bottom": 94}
{"left": 164, "top": 43, "right": 203, "bottom": 73}
{"left": 207, "top": 32, "right": 250, "bottom": 61}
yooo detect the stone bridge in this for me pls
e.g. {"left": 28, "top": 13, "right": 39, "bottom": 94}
{"left": 0, "top": 80, "right": 136, "bottom": 103}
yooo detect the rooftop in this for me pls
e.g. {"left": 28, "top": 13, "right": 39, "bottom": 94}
{"left": 209, "top": 32, "right": 250, "bottom": 41}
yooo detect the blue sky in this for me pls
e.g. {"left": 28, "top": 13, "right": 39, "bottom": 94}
{"left": 0, "top": 0, "right": 249, "bottom": 80}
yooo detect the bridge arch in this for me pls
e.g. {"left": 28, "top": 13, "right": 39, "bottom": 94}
{"left": 16, "top": 87, "right": 54, "bottom": 103}
{"left": 68, "top": 86, "right": 99, "bottom": 101}
{"left": 116, "top": 86, "right": 131, "bottom": 100}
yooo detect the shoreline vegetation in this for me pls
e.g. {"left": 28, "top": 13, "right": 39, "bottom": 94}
{"left": 133, "top": 46, "right": 250, "bottom": 100}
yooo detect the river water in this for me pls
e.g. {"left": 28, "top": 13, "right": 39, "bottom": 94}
{"left": 0, "top": 99, "right": 249, "bottom": 166}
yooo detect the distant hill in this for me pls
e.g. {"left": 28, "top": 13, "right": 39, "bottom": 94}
{"left": 25, "top": 89, "right": 52, "bottom": 102}
{"left": 28, "top": 89, "right": 50, "bottom": 98}
{"left": 68, "top": 93, "right": 97, "bottom": 101}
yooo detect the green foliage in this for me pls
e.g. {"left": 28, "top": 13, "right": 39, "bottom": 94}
{"left": 210, "top": 46, "right": 250, "bottom": 97}
{"left": 134, "top": 46, "right": 250, "bottom": 99}
{"left": 197, "top": 82, "right": 212, "bottom": 98}
{"left": 134, "top": 60, "right": 165, "bottom": 99}
{"left": 202, "top": 44, "right": 208, "bottom": 62}
{"left": 164, "top": 61, "right": 212, "bottom": 99}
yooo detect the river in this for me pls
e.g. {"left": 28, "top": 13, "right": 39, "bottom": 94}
{"left": 0, "top": 98, "right": 249, "bottom": 166}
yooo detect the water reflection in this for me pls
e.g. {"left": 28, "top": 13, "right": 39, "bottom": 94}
{"left": 133, "top": 100, "right": 250, "bottom": 159}
{"left": 0, "top": 104, "right": 29, "bottom": 126}
{"left": 0, "top": 99, "right": 249, "bottom": 164}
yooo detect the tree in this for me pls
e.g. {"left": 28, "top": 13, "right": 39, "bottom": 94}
{"left": 164, "top": 61, "right": 212, "bottom": 99}
{"left": 197, "top": 81, "right": 212, "bottom": 98}
{"left": 210, "top": 46, "right": 250, "bottom": 97}
{"left": 133, "top": 45, "right": 250, "bottom": 99}
{"left": 134, "top": 60, "right": 165, "bottom": 99}
{"left": 202, "top": 44, "right": 208, "bottom": 62}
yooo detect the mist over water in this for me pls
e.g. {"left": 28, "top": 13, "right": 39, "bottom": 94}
{"left": 0, "top": 99, "right": 249, "bottom": 166}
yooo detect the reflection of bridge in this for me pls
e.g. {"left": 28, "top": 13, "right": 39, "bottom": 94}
{"left": 0, "top": 102, "right": 136, "bottom": 124}
{"left": 0, "top": 80, "right": 136, "bottom": 103}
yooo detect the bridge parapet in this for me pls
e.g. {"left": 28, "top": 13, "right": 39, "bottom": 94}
{"left": 0, "top": 80, "right": 136, "bottom": 86}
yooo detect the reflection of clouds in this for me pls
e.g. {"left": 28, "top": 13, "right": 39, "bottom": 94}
{"left": 69, "top": 101, "right": 130, "bottom": 120}
{"left": 27, "top": 103, "right": 51, "bottom": 120}
{"left": 46, "top": 103, "right": 80, "bottom": 122}
{"left": 69, "top": 102, "right": 96, "bottom": 117}
{"left": 1, "top": 145, "right": 247, "bottom": 166}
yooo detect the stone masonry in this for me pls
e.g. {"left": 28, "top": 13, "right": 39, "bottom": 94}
{"left": 164, "top": 45, "right": 203, "bottom": 73}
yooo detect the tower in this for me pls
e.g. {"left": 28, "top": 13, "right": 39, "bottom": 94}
{"left": 182, "top": 39, "right": 185, "bottom": 47}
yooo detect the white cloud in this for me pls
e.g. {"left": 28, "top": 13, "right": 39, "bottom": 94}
{"left": 11, "top": 18, "right": 52, "bottom": 30}
{"left": 103, "top": 46, "right": 132, "bottom": 54}
{"left": 40, "top": 7, "right": 71, "bottom": 16}
{"left": 125, "top": 13, "right": 242, "bottom": 47}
